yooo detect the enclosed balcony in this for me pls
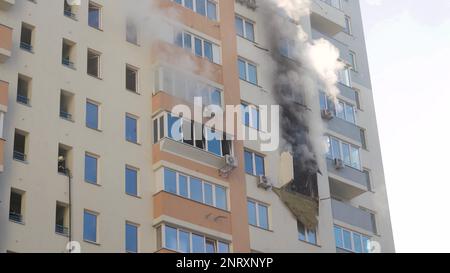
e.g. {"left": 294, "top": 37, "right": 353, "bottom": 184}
{"left": 327, "top": 117, "right": 362, "bottom": 145}
{"left": 331, "top": 199, "right": 377, "bottom": 234}
{"left": 0, "top": 24, "right": 13, "bottom": 63}
{"left": 327, "top": 158, "right": 369, "bottom": 199}
{"left": 312, "top": 29, "right": 350, "bottom": 64}
{"left": 0, "top": 0, "right": 14, "bottom": 10}
{"left": 310, "top": 0, "right": 346, "bottom": 35}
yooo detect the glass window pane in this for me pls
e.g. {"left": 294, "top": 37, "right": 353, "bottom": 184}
{"left": 342, "top": 143, "right": 351, "bottom": 165}
{"left": 207, "top": 1, "right": 217, "bottom": 20}
{"left": 85, "top": 155, "right": 97, "bottom": 184}
{"left": 251, "top": 107, "right": 259, "bottom": 129}
{"left": 307, "top": 229, "right": 317, "bottom": 245}
{"left": 255, "top": 155, "right": 265, "bottom": 176}
{"left": 211, "top": 89, "right": 221, "bottom": 106}
{"left": 167, "top": 114, "right": 182, "bottom": 141}
{"left": 235, "top": 17, "right": 244, "bottom": 37}
{"left": 350, "top": 146, "right": 360, "bottom": 169}
{"left": 206, "top": 128, "right": 222, "bottom": 156}
{"left": 205, "top": 240, "right": 216, "bottom": 253}
{"left": 345, "top": 104, "right": 355, "bottom": 123}
{"left": 194, "top": 38, "right": 203, "bottom": 57}
{"left": 83, "top": 212, "right": 97, "bottom": 242}
{"left": 203, "top": 183, "right": 213, "bottom": 206}
{"left": 179, "top": 230, "right": 190, "bottom": 253}
{"left": 126, "top": 116, "right": 138, "bottom": 143}
{"left": 334, "top": 226, "right": 343, "bottom": 248}
{"left": 183, "top": 33, "right": 192, "bottom": 50}
{"left": 185, "top": 0, "right": 194, "bottom": 10}
{"left": 218, "top": 242, "right": 229, "bottom": 253}
{"left": 362, "top": 236, "right": 370, "bottom": 253}
{"left": 165, "top": 226, "right": 178, "bottom": 251}
{"left": 86, "top": 102, "right": 98, "bottom": 129}
{"left": 126, "top": 223, "right": 138, "bottom": 253}
{"left": 248, "top": 63, "right": 257, "bottom": 84}
{"left": 353, "top": 233, "right": 362, "bottom": 253}
{"left": 164, "top": 169, "right": 177, "bottom": 194}
{"left": 245, "top": 21, "right": 255, "bottom": 41}
{"left": 125, "top": 167, "right": 138, "bottom": 196}
{"left": 343, "top": 230, "right": 352, "bottom": 250}
{"left": 215, "top": 186, "right": 227, "bottom": 210}
{"left": 247, "top": 200, "right": 257, "bottom": 226}
{"left": 298, "top": 222, "right": 306, "bottom": 241}
{"left": 204, "top": 41, "right": 213, "bottom": 62}
{"left": 241, "top": 104, "right": 250, "bottom": 126}
{"left": 244, "top": 151, "right": 254, "bottom": 175}
{"left": 179, "top": 175, "right": 188, "bottom": 198}
{"left": 331, "top": 138, "right": 341, "bottom": 160}
{"left": 175, "top": 32, "right": 183, "bottom": 48}
{"left": 190, "top": 177, "right": 203, "bottom": 202}
{"left": 192, "top": 234, "right": 205, "bottom": 253}
{"left": 319, "top": 92, "right": 327, "bottom": 110}
{"left": 258, "top": 204, "right": 269, "bottom": 229}
{"left": 238, "top": 59, "right": 246, "bottom": 80}
{"left": 88, "top": 5, "right": 100, "bottom": 28}
{"left": 195, "top": 0, "right": 206, "bottom": 16}
{"left": 336, "top": 102, "right": 345, "bottom": 119}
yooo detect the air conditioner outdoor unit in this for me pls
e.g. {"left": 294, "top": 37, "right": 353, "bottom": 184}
{"left": 257, "top": 175, "right": 272, "bottom": 190}
{"left": 219, "top": 155, "right": 238, "bottom": 177}
{"left": 321, "top": 109, "right": 334, "bottom": 120}
{"left": 334, "top": 158, "right": 345, "bottom": 170}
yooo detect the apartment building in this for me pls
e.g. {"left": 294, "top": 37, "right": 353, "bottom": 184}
{"left": 0, "top": 0, "right": 394, "bottom": 253}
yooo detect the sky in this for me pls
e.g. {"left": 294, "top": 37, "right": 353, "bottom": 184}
{"left": 360, "top": 0, "right": 450, "bottom": 252}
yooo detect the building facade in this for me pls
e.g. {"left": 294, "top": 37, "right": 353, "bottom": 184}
{"left": 0, "top": 0, "right": 395, "bottom": 253}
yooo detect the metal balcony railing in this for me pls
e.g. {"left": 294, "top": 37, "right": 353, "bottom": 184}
{"left": 13, "top": 151, "right": 26, "bottom": 162}
{"left": 9, "top": 212, "right": 23, "bottom": 223}
{"left": 17, "top": 94, "right": 29, "bottom": 105}
{"left": 55, "top": 225, "right": 69, "bottom": 236}
{"left": 20, "top": 42, "right": 33, "bottom": 52}
{"left": 64, "top": 9, "right": 76, "bottom": 20}
{"left": 60, "top": 110, "right": 72, "bottom": 120}
{"left": 62, "top": 58, "right": 75, "bottom": 69}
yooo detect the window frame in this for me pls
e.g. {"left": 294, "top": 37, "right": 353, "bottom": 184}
{"left": 238, "top": 58, "right": 258, "bottom": 85}
{"left": 235, "top": 15, "right": 255, "bottom": 42}
{"left": 244, "top": 150, "right": 265, "bottom": 176}
{"left": 88, "top": 1, "right": 102, "bottom": 30}
{"left": 83, "top": 210, "right": 99, "bottom": 244}
{"left": 334, "top": 225, "right": 371, "bottom": 253}
{"left": 327, "top": 136, "right": 361, "bottom": 170}
{"left": 247, "top": 199, "right": 270, "bottom": 230}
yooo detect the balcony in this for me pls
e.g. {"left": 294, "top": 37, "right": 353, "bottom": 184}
{"left": 310, "top": 0, "right": 346, "bottom": 35}
{"left": 0, "top": 24, "right": 12, "bottom": 63}
{"left": 327, "top": 158, "right": 368, "bottom": 199}
{"left": 327, "top": 117, "right": 362, "bottom": 145}
{"left": 0, "top": 0, "right": 14, "bottom": 10}
{"left": 338, "top": 82, "right": 358, "bottom": 102}
{"left": 331, "top": 199, "right": 377, "bottom": 234}
{"left": 9, "top": 212, "right": 23, "bottom": 223}
{"left": 312, "top": 29, "right": 350, "bottom": 64}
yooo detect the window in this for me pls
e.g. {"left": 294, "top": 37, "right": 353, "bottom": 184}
{"left": 244, "top": 150, "right": 265, "bottom": 176}
{"left": 13, "top": 129, "right": 28, "bottom": 162}
{"left": 64, "top": 0, "right": 77, "bottom": 19}
{"left": 241, "top": 103, "right": 260, "bottom": 130}
{"left": 20, "top": 23, "right": 34, "bottom": 52}
{"left": 319, "top": 92, "right": 356, "bottom": 124}
{"left": 298, "top": 221, "right": 317, "bottom": 245}
{"left": 83, "top": 211, "right": 98, "bottom": 243}
{"left": 163, "top": 168, "right": 228, "bottom": 210}
{"left": 88, "top": 2, "right": 102, "bottom": 29}
{"left": 62, "top": 39, "right": 76, "bottom": 68}
{"left": 173, "top": 0, "right": 217, "bottom": 21}
{"left": 327, "top": 136, "right": 361, "bottom": 170}
{"left": 235, "top": 16, "right": 255, "bottom": 42}
{"left": 344, "top": 16, "right": 352, "bottom": 35}
{"left": 126, "top": 65, "right": 138, "bottom": 92}
{"left": 238, "top": 58, "right": 257, "bottom": 85}
{"left": 17, "top": 74, "right": 31, "bottom": 105}
{"left": 349, "top": 51, "right": 357, "bottom": 71}
{"left": 161, "top": 225, "right": 229, "bottom": 253}
{"left": 55, "top": 202, "right": 69, "bottom": 236}
{"left": 125, "top": 166, "right": 138, "bottom": 196}
{"left": 126, "top": 19, "right": 138, "bottom": 44}
{"left": 126, "top": 222, "right": 138, "bottom": 253}
{"left": 86, "top": 100, "right": 99, "bottom": 130}
{"left": 154, "top": 67, "right": 223, "bottom": 106}
{"left": 125, "top": 114, "right": 138, "bottom": 143}
{"left": 87, "top": 50, "right": 101, "bottom": 78}
{"left": 247, "top": 200, "right": 269, "bottom": 230}
{"left": 175, "top": 32, "right": 221, "bottom": 64}
{"left": 280, "top": 39, "right": 296, "bottom": 59}
{"left": 58, "top": 143, "right": 72, "bottom": 175}
{"left": 334, "top": 225, "right": 371, "bottom": 253}
{"left": 60, "top": 90, "right": 74, "bottom": 120}
{"left": 364, "top": 169, "right": 372, "bottom": 191}
{"left": 85, "top": 153, "right": 98, "bottom": 184}
{"left": 338, "top": 66, "right": 351, "bottom": 87}
{"left": 9, "top": 189, "right": 24, "bottom": 223}
{"left": 360, "top": 129, "right": 367, "bottom": 150}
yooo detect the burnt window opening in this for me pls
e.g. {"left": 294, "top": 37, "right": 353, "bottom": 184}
{"left": 292, "top": 156, "right": 319, "bottom": 199}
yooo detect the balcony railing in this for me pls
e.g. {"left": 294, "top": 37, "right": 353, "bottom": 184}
{"left": 9, "top": 212, "right": 23, "bottom": 223}
{"left": 20, "top": 42, "right": 33, "bottom": 52}
{"left": 17, "top": 94, "right": 29, "bottom": 105}
{"left": 13, "top": 151, "right": 26, "bottom": 162}
{"left": 62, "top": 58, "right": 75, "bottom": 69}
{"left": 60, "top": 110, "right": 72, "bottom": 120}
{"left": 64, "top": 9, "right": 76, "bottom": 20}
{"left": 55, "top": 225, "right": 69, "bottom": 236}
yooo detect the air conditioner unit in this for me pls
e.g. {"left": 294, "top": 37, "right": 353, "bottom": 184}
{"left": 257, "top": 175, "right": 272, "bottom": 190}
{"left": 321, "top": 109, "right": 334, "bottom": 120}
{"left": 334, "top": 158, "right": 345, "bottom": 170}
{"left": 219, "top": 155, "right": 238, "bottom": 177}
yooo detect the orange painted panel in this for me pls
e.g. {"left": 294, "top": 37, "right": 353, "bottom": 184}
{"left": 154, "top": 191, "right": 232, "bottom": 235}
{"left": 0, "top": 81, "right": 9, "bottom": 108}
{"left": 0, "top": 24, "right": 12, "bottom": 51}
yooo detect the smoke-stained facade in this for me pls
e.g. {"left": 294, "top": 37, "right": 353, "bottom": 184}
{"left": 0, "top": 0, "right": 394, "bottom": 253}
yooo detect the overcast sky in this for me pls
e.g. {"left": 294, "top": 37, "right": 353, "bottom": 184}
{"left": 360, "top": 0, "right": 450, "bottom": 253}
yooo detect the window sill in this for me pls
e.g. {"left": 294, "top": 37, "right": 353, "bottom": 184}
{"left": 86, "top": 126, "right": 103, "bottom": 133}
{"left": 85, "top": 180, "right": 101, "bottom": 187}
{"left": 249, "top": 224, "right": 273, "bottom": 233}
{"left": 237, "top": 34, "right": 257, "bottom": 45}
{"left": 126, "top": 89, "right": 141, "bottom": 95}
{"left": 89, "top": 26, "right": 103, "bottom": 32}
{"left": 55, "top": 232, "right": 69, "bottom": 238}
{"left": 87, "top": 74, "right": 103, "bottom": 81}
{"left": 240, "top": 79, "right": 259, "bottom": 87}
{"left": 9, "top": 219, "right": 25, "bottom": 225}
{"left": 298, "top": 239, "right": 321, "bottom": 248}
{"left": 60, "top": 116, "right": 75, "bottom": 123}
{"left": 13, "top": 158, "right": 29, "bottom": 164}
{"left": 126, "top": 140, "right": 141, "bottom": 146}
{"left": 20, "top": 47, "right": 34, "bottom": 54}
{"left": 16, "top": 101, "right": 31, "bottom": 107}
{"left": 62, "top": 63, "right": 77, "bottom": 71}
{"left": 126, "top": 193, "right": 141, "bottom": 199}
{"left": 83, "top": 240, "right": 101, "bottom": 246}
